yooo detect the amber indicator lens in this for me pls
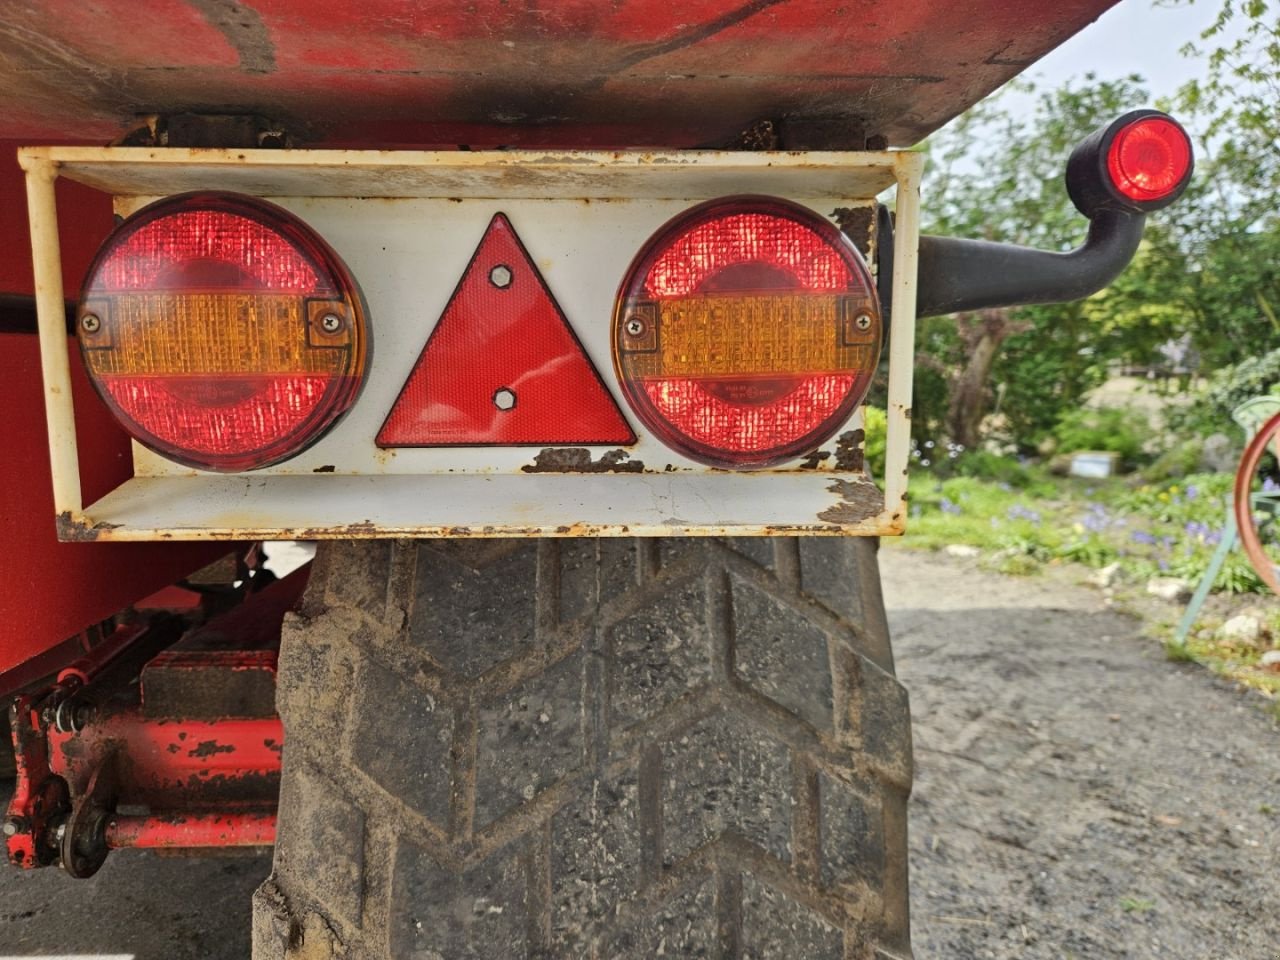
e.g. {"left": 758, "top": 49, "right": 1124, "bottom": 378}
{"left": 76, "top": 192, "right": 369, "bottom": 472}
{"left": 613, "top": 197, "right": 881, "bottom": 468}
{"left": 1106, "top": 116, "right": 1193, "bottom": 203}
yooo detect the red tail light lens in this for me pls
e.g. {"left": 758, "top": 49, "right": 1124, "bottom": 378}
{"left": 77, "top": 193, "right": 369, "bottom": 472}
{"left": 1106, "top": 116, "right": 1193, "bottom": 203}
{"left": 613, "top": 197, "right": 880, "bottom": 468}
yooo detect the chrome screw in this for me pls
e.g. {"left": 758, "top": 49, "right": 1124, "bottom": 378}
{"left": 2, "top": 817, "right": 21, "bottom": 838}
{"left": 490, "top": 264, "right": 513, "bottom": 289}
{"left": 319, "top": 313, "right": 343, "bottom": 334}
{"left": 493, "top": 387, "right": 517, "bottom": 411}
{"left": 854, "top": 313, "right": 873, "bottom": 331}
{"left": 80, "top": 314, "right": 101, "bottom": 333}
{"left": 625, "top": 317, "right": 646, "bottom": 337}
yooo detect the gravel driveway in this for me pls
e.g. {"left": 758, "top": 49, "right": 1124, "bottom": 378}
{"left": 1, "top": 547, "right": 1276, "bottom": 958}
{"left": 883, "top": 545, "right": 1279, "bottom": 960}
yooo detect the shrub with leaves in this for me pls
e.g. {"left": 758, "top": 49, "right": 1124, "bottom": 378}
{"left": 1053, "top": 406, "right": 1151, "bottom": 468}
{"left": 1167, "top": 347, "right": 1280, "bottom": 438}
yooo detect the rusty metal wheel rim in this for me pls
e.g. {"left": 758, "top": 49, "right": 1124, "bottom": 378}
{"left": 1233, "top": 411, "right": 1280, "bottom": 595}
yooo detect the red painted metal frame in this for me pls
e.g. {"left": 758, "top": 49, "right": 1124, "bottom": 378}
{"left": 107, "top": 811, "right": 277, "bottom": 849}
{"left": 4, "top": 695, "right": 69, "bottom": 868}
{"left": 4, "top": 571, "right": 306, "bottom": 870}
{"left": 0, "top": 332, "right": 238, "bottom": 686}
{"left": 46, "top": 714, "right": 283, "bottom": 813}
{"left": 0, "top": 1, "right": 1118, "bottom": 149}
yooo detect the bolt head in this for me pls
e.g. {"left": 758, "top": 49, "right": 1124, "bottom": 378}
{"left": 80, "top": 314, "right": 101, "bottom": 333}
{"left": 493, "top": 387, "right": 517, "bottom": 411}
{"left": 489, "top": 264, "right": 513, "bottom": 289}
{"left": 2, "top": 818, "right": 21, "bottom": 838}
{"left": 319, "top": 313, "right": 343, "bottom": 334}
{"left": 625, "top": 317, "right": 646, "bottom": 337}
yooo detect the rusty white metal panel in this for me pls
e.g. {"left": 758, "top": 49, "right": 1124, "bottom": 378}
{"left": 19, "top": 147, "right": 921, "bottom": 541}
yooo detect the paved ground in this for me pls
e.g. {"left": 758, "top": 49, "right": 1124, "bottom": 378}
{"left": 1, "top": 546, "right": 1276, "bottom": 958}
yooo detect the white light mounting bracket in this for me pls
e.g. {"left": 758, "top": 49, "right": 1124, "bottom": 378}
{"left": 20, "top": 146, "right": 921, "bottom": 541}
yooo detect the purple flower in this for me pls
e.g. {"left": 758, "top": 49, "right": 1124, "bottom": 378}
{"left": 939, "top": 496, "right": 962, "bottom": 515}
{"left": 1007, "top": 505, "right": 1042, "bottom": 524}
{"left": 1264, "top": 477, "right": 1280, "bottom": 494}
{"left": 1185, "top": 484, "right": 1199, "bottom": 500}
{"left": 1131, "top": 531, "right": 1158, "bottom": 545}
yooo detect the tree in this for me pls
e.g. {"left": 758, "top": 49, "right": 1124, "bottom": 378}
{"left": 916, "top": 1, "right": 1280, "bottom": 450}
{"left": 1158, "top": 0, "right": 1280, "bottom": 370}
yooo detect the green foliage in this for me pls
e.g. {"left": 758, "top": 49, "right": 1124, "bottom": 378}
{"left": 1053, "top": 407, "right": 1150, "bottom": 467}
{"left": 920, "top": 76, "right": 1169, "bottom": 449}
{"left": 1142, "top": 438, "right": 1208, "bottom": 482}
{"left": 1056, "top": 535, "right": 1119, "bottom": 567}
{"left": 993, "top": 303, "right": 1112, "bottom": 448}
{"left": 987, "top": 551, "right": 1044, "bottom": 577}
{"left": 915, "top": 2, "right": 1280, "bottom": 449}
{"left": 950, "top": 450, "right": 1035, "bottom": 488}
{"left": 1161, "top": 0, "right": 1280, "bottom": 367}
{"left": 1166, "top": 347, "right": 1280, "bottom": 437}
{"left": 863, "top": 405, "right": 887, "bottom": 477}
{"left": 1119, "top": 897, "right": 1157, "bottom": 914}
{"left": 904, "top": 468, "right": 1270, "bottom": 595}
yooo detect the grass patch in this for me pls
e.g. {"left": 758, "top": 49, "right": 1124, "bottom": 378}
{"left": 1119, "top": 896, "right": 1157, "bottom": 914}
{"left": 893, "top": 465, "right": 1280, "bottom": 710}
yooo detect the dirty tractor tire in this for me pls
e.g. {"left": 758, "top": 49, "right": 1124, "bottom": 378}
{"left": 254, "top": 538, "right": 913, "bottom": 960}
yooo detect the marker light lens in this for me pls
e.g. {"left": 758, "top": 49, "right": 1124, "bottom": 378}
{"left": 613, "top": 197, "right": 881, "bottom": 468}
{"left": 77, "top": 193, "right": 369, "bottom": 472}
{"left": 1106, "top": 116, "right": 1193, "bottom": 202}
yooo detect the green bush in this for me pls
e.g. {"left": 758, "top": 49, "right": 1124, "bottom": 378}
{"left": 1053, "top": 406, "right": 1149, "bottom": 468}
{"left": 950, "top": 450, "right": 1034, "bottom": 487}
{"left": 1141, "top": 437, "right": 1206, "bottom": 482}
{"left": 1167, "top": 347, "right": 1280, "bottom": 438}
{"left": 863, "top": 405, "right": 887, "bottom": 477}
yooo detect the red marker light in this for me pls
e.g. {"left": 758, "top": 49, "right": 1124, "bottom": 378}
{"left": 613, "top": 197, "right": 880, "bottom": 469}
{"left": 77, "top": 193, "right": 369, "bottom": 472}
{"left": 1106, "top": 116, "right": 1193, "bottom": 203}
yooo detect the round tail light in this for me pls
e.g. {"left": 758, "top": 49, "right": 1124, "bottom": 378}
{"left": 612, "top": 197, "right": 881, "bottom": 469}
{"left": 1106, "top": 116, "right": 1193, "bottom": 203}
{"left": 76, "top": 192, "right": 370, "bottom": 472}
{"left": 1067, "top": 110, "right": 1194, "bottom": 217}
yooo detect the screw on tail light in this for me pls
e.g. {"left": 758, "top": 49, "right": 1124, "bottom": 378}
{"left": 76, "top": 192, "right": 370, "bottom": 472}
{"left": 1067, "top": 110, "right": 1194, "bottom": 216}
{"left": 612, "top": 197, "right": 881, "bottom": 469}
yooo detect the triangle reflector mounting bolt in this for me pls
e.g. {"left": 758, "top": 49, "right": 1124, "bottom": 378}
{"left": 377, "top": 213, "right": 636, "bottom": 448}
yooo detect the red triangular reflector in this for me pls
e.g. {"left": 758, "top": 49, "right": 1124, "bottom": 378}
{"left": 377, "top": 214, "right": 635, "bottom": 447}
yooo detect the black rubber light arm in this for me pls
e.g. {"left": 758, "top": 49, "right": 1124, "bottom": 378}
{"left": 914, "top": 209, "right": 1145, "bottom": 318}
{"left": 897, "top": 109, "right": 1193, "bottom": 320}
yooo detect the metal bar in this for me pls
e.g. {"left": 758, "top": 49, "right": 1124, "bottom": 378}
{"left": 105, "top": 811, "right": 276, "bottom": 848}
{"left": 56, "top": 622, "right": 149, "bottom": 687}
{"left": 1173, "top": 510, "right": 1238, "bottom": 649}
{"left": 19, "top": 155, "right": 83, "bottom": 520}
{"left": 915, "top": 209, "right": 1145, "bottom": 318}
{"left": 881, "top": 152, "right": 923, "bottom": 526}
